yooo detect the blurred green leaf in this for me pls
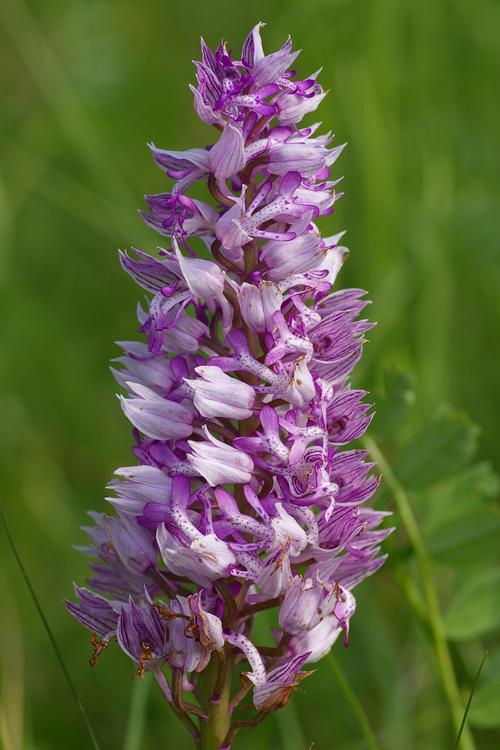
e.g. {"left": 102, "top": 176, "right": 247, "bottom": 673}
{"left": 444, "top": 569, "right": 500, "bottom": 640}
{"left": 469, "top": 677, "right": 500, "bottom": 728}
{"left": 426, "top": 508, "right": 500, "bottom": 566}
{"left": 469, "top": 650, "right": 500, "bottom": 729}
{"left": 373, "top": 369, "right": 415, "bottom": 438}
{"left": 394, "top": 405, "right": 480, "bottom": 490}
{"left": 423, "top": 462, "right": 500, "bottom": 534}
{"left": 420, "top": 461, "right": 500, "bottom": 565}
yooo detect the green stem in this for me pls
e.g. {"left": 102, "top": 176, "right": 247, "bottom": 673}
{"left": 198, "top": 651, "right": 233, "bottom": 750}
{"left": 392, "top": 563, "right": 428, "bottom": 628}
{"left": 327, "top": 653, "right": 379, "bottom": 750}
{"left": 122, "top": 675, "right": 151, "bottom": 750}
{"left": 364, "top": 437, "right": 476, "bottom": 750}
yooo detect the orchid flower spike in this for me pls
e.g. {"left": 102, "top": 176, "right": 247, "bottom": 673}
{"left": 67, "top": 22, "right": 391, "bottom": 750}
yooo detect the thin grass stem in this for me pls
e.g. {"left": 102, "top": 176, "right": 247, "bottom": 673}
{"left": 0, "top": 500, "right": 101, "bottom": 750}
{"left": 455, "top": 652, "right": 487, "bottom": 749}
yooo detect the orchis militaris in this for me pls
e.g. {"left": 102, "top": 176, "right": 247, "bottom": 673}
{"left": 67, "top": 23, "right": 391, "bottom": 750}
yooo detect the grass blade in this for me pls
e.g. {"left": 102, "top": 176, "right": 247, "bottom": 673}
{"left": 455, "top": 653, "right": 488, "bottom": 748}
{"left": 0, "top": 500, "right": 101, "bottom": 750}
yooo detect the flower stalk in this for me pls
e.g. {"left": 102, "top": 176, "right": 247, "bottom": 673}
{"left": 198, "top": 652, "right": 233, "bottom": 750}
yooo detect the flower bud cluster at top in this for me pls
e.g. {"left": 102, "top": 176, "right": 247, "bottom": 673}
{"left": 67, "top": 23, "right": 391, "bottom": 747}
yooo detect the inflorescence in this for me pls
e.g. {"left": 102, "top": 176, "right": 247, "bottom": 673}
{"left": 66, "top": 23, "right": 391, "bottom": 749}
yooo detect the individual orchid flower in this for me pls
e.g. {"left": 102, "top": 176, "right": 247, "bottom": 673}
{"left": 187, "top": 426, "right": 254, "bottom": 486}
{"left": 116, "top": 595, "right": 168, "bottom": 677}
{"left": 148, "top": 143, "right": 210, "bottom": 191}
{"left": 214, "top": 171, "right": 315, "bottom": 254}
{"left": 208, "top": 122, "right": 246, "bottom": 179}
{"left": 189, "top": 592, "right": 225, "bottom": 651}
{"left": 251, "top": 653, "right": 313, "bottom": 711}
{"left": 156, "top": 523, "right": 236, "bottom": 588}
{"left": 279, "top": 574, "right": 338, "bottom": 634}
{"left": 106, "top": 464, "right": 172, "bottom": 515}
{"left": 65, "top": 585, "right": 121, "bottom": 646}
{"left": 237, "top": 280, "right": 283, "bottom": 333}
{"left": 118, "top": 381, "right": 194, "bottom": 440}
{"left": 141, "top": 193, "right": 218, "bottom": 243}
{"left": 185, "top": 365, "right": 255, "bottom": 420}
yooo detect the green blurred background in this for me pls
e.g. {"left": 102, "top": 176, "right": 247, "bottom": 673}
{"left": 1, "top": 0, "right": 499, "bottom": 748}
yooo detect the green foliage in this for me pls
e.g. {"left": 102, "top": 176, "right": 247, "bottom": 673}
{"left": 425, "top": 504, "right": 500, "bottom": 567}
{"left": 370, "top": 376, "right": 500, "bottom": 747}
{"left": 394, "top": 405, "right": 480, "bottom": 490}
{"left": 423, "top": 462, "right": 500, "bottom": 566}
{"left": 445, "top": 570, "right": 500, "bottom": 641}
{"left": 373, "top": 368, "right": 415, "bottom": 439}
